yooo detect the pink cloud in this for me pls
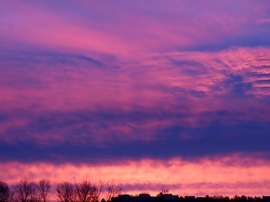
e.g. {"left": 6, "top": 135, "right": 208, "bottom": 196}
{"left": 1, "top": 155, "right": 270, "bottom": 197}
{"left": 1, "top": 1, "right": 270, "bottom": 59}
{"left": 1, "top": 47, "right": 270, "bottom": 146}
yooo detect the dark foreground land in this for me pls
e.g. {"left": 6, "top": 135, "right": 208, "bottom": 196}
{"left": 112, "top": 194, "right": 270, "bottom": 202}
{"left": 1, "top": 179, "right": 270, "bottom": 202}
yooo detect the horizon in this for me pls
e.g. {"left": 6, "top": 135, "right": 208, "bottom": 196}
{"left": 1, "top": 178, "right": 270, "bottom": 200}
{"left": 0, "top": 0, "right": 270, "bottom": 197}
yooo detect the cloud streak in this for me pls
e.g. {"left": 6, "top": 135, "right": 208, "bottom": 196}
{"left": 1, "top": 156, "right": 270, "bottom": 197}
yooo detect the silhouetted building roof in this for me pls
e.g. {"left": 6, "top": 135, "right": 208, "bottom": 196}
{"left": 112, "top": 194, "right": 270, "bottom": 202}
{"left": 163, "top": 194, "right": 178, "bottom": 201}
{"left": 263, "top": 196, "right": 270, "bottom": 202}
{"left": 185, "top": 196, "right": 196, "bottom": 200}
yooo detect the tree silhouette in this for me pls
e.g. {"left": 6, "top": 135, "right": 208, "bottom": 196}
{"left": 56, "top": 182, "right": 75, "bottom": 202}
{"left": 104, "top": 183, "right": 122, "bottom": 201}
{"left": 3, "top": 177, "right": 270, "bottom": 202}
{"left": 74, "top": 180, "right": 100, "bottom": 202}
{"left": 0, "top": 181, "right": 11, "bottom": 202}
{"left": 37, "top": 180, "right": 51, "bottom": 202}
{"left": 14, "top": 178, "right": 39, "bottom": 202}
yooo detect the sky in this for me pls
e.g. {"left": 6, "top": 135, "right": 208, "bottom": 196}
{"left": 1, "top": 0, "right": 270, "bottom": 198}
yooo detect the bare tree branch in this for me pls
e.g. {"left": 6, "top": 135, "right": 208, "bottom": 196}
{"left": 104, "top": 184, "right": 122, "bottom": 202}
{"left": 37, "top": 180, "right": 51, "bottom": 202}
{"left": 14, "top": 178, "right": 39, "bottom": 202}
{"left": 75, "top": 180, "right": 99, "bottom": 202}
{"left": 0, "top": 181, "right": 11, "bottom": 202}
{"left": 56, "top": 182, "right": 75, "bottom": 202}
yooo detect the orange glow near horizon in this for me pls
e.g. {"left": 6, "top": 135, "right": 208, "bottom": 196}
{"left": 1, "top": 155, "right": 270, "bottom": 197}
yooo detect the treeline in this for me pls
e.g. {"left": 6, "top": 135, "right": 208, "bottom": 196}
{"left": 113, "top": 194, "right": 270, "bottom": 202}
{"left": 156, "top": 194, "right": 270, "bottom": 202}
{"left": 0, "top": 179, "right": 121, "bottom": 202}
{"left": 1, "top": 179, "right": 269, "bottom": 202}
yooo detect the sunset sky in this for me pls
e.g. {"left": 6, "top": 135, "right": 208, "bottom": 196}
{"left": 1, "top": 1, "right": 270, "bottom": 197}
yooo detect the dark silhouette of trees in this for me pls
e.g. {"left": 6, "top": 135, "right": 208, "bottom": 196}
{"left": 37, "top": 180, "right": 51, "bottom": 202}
{"left": 1, "top": 179, "right": 50, "bottom": 202}
{"left": 56, "top": 180, "right": 103, "bottom": 202}
{"left": 74, "top": 180, "right": 101, "bottom": 202}
{"left": 2, "top": 177, "right": 270, "bottom": 202}
{"left": 0, "top": 181, "right": 11, "bottom": 202}
{"left": 14, "top": 178, "right": 39, "bottom": 202}
{"left": 56, "top": 182, "right": 75, "bottom": 202}
{"left": 104, "top": 183, "right": 122, "bottom": 201}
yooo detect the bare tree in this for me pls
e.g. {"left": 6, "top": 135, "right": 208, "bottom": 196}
{"left": 0, "top": 181, "right": 11, "bottom": 202}
{"left": 37, "top": 180, "right": 51, "bottom": 202}
{"left": 14, "top": 179, "right": 39, "bottom": 202}
{"left": 74, "top": 180, "right": 100, "bottom": 202}
{"left": 94, "top": 180, "right": 103, "bottom": 202}
{"left": 104, "top": 184, "right": 121, "bottom": 202}
{"left": 56, "top": 182, "right": 75, "bottom": 202}
{"left": 161, "top": 189, "right": 169, "bottom": 194}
